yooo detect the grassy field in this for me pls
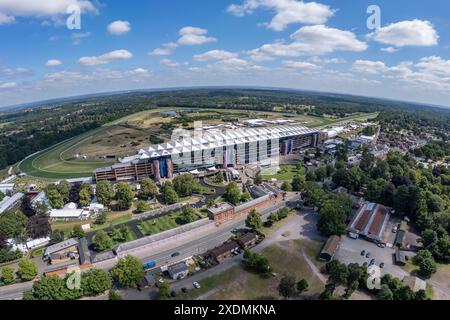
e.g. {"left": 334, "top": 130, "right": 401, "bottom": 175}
{"left": 137, "top": 212, "right": 184, "bottom": 236}
{"left": 18, "top": 106, "right": 377, "bottom": 179}
{"left": 178, "top": 239, "right": 326, "bottom": 300}
{"left": 261, "top": 164, "right": 305, "bottom": 180}
{"left": 51, "top": 211, "right": 133, "bottom": 234}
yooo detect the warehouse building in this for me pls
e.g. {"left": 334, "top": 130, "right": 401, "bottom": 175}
{"left": 347, "top": 202, "right": 391, "bottom": 243}
{"left": 95, "top": 124, "right": 320, "bottom": 182}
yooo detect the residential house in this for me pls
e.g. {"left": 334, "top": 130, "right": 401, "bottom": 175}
{"left": 167, "top": 262, "right": 189, "bottom": 280}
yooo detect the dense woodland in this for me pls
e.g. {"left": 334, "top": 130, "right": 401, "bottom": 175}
{"left": 0, "top": 88, "right": 449, "bottom": 170}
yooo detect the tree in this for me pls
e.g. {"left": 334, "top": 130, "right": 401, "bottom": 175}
{"left": 415, "top": 289, "right": 428, "bottom": 300}
{"left": 79, "top": 188, "right": 92, "bottom": 207}
{"left": 95, "top": 211, "right": 107, "bottom": 225}
{"left": 46, "top": 187, "right": 64, "bottom": 209}
{"left": 245, "top": 209, "right": 263, "bottom": 230}
{"left": 207, "top": 199, "right": 215, "bottom": 208}
{"left": 254, "top": 173, "right": 263, "bottom": 185}
{"left": 269, "top": 212, "right": 279, "bottom": 223}
{"left": 243, "top": 251, "right": 270, "bottom": 275}
{"left": 161, "top": 182, "right": 179, "bottom": 205}
{"left": 115, "top": 182, "right": 134, "bottom": 211}
{"left": 378, "top": 284, "right": 394, "bottom": 300}
{"left": 281, "top": 181, "right": 292, "bottom": 192}
{"left": 296, "top": 279, "right": 309, "bottom": 294}
{"left": 223, "top": 182, "right": 241, "bottom": 205}
{"left": 215, "top": 171, "right": 224, "bottom": 184}
{"left": 1, "top": 266, "right": 15, "bottom": 285}
{"left": 21, "top": 196, "right": 35, "bottom": 218}
{"left": 111, "top": 255, "right": 145, "bottom": 287}
{"left": 0, "top": 210, "right": 28, "bottom": 238}
{"left": 50, "top": 229, "right": 65, "bottom": 244}
{"left": 0, "top": 190, "right": 4, "bottom": 202}
{"left": 278, "top": 275, "right": 296, "bottom": 299}
{"left": 135, "top": 200, "right": 149, "bottom": 213}
{"left": 292, "top": 174, "right": 305, "bottom": 192}
{"left": 173, "top": 173, "right": 199, "bottom": 197}
{"left": 93, "top": 230, "right": 113, "bottom": 252}
{"left": 35, "top": 203, "right": 50, "bottom": 216}
{"left": 18, "top": 259, "right": 38, "bottom": 281}
{"left": 72, "top": 225, "right": 85, "bottom": 239}
{"left": 109, "top": 290, "right": 122, "bottom": 300}
{"left": 81, "top": 269, "right": 112, "bottom": 297}
{"left": 277, "top": 208, "right": 290, "bottom": 220}
{"left": 26, "top": 214, "right": 51, "bottom": 239}
{"left": 96, "top": 181, "right": 114, "bottom": 206}
{"left": 178, "top": 206, "right": 197, "bottom": 224}
{"left": 240, "top": 191, "right": 251, "bottom": 202}
{"left": 57, "top": 180, "right": 71, "bottom": 202}
{"left": 318, "top": 201, "right": 348, "bottom": 236}
{"left": 157, "top": 282, "right": 172, "bottom": 300}
{"left": 140, "top": 178, "right": 158, "bottom": 199}
{"left": 27, "top": 276, "right": 82, "bottom": 300}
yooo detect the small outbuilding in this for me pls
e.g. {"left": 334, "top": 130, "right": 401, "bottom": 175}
{"left": 319, "top": 235, "right": 341, "bottom": 262}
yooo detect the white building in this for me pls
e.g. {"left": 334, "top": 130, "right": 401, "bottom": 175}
{"left": 0, "top": 192, "right": 24, "bottom": 214}
{"left": 50, "top": 202, "right": 90, "bottom": 221}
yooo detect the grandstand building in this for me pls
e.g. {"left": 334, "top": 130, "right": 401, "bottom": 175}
{"left": 95, "top": 124, "right": 321, "bottom": 183}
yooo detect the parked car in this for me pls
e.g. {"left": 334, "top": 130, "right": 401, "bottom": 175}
{"left": 271, "top": 272, "right": 278, "bottom": 277}
{"left": 377, "top": 243, "right": 386, "bottom": 248}
{"left": 380, "top": 262, "right": 385, "bottom": 268}
{"left": 369, "top": 259, "right": 376, "bottom": 266}
{"left": 392, "top": 226, "right": 398, "bottom": 233}
{"left": 193, "top": 282, "right": 201, "bottom": 289}
{"left": 366, "top": 252, "right": 371, "bottom": 258}
{"left": 361, "top": 250, "right": 366, "bottom": 256}
{"left": 362, "top": 262, "right": 368, "bottom": 267}
{"left": 181, "top": 287, "right": 187, "bottom": 293}
{"left": 171, "top": 252, "right": 180, "bottom": 258}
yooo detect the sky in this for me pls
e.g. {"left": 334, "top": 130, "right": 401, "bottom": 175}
{"left": 1, "top": 0, "right": 450, "bottom": 108}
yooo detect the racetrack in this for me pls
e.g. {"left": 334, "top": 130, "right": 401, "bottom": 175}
{"left": 17, "top": 109, "right": 378, "bottom": 180}
{"left": 18, "top": 127, "right": 115, "bottom": 179}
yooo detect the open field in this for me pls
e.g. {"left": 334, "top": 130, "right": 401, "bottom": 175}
{"left": 18, "top": 107, "right": 378, "bottom": 179}
{"left": 261, "top": 164, "right": 305, "bottom": 180}
{"left": 179, "top": 239, "right": 326, "bottom": 300}
{"left": 137, "top": 212, "right": 183, "bottom": 236}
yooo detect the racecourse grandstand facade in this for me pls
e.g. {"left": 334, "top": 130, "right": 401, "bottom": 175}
{"left": 95, "top": 124, "right": 320, "bottom": 183}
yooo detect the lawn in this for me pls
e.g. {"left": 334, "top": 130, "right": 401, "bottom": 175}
{"left": 261, "top": 164, "right": 305, "bottom": 181}
{"left": 52, "top": 212, "right": 133, "bottom": 235}
{"left": 137, "top": 212, "right": 184, "bottom": 236}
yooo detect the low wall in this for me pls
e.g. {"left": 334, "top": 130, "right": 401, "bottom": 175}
{"left": 114, "top": 218, "right": 214, "bottom": 257}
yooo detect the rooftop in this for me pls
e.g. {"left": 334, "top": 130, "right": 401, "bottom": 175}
{"left": 44, "top": 238, "right": 79, "bottom": 257}
{"left": 207, "top": 202, "right": 234, "bottom": 215}
{"left": 209, "top": 241, "right": 240, "bottom": 257}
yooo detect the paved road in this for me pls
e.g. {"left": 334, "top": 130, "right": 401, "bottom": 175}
{"left": 0, "top": 194, "right": 300, "bottom": 300}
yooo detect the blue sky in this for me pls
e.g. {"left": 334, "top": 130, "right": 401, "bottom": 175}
{"left": 1, "top": 0, "right": 450, "bottom": 107}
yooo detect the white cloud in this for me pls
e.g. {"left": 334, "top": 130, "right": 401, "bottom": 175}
{"left": 0, "top": 0, "right": 97, "bottom": 24}
{"left": 126, "top": 68, "right": 151, "bottom": 77}
{"left": 71, "top": 32, "right": 91, "bottom": 45}
{"left": 78, "top": 49, "right": 133, "bottom": 66}
{"left": 148, "top": 43, "right": 178, "bottom": 56}
{"left": 282, "top": 60, "right": 320, "bottom": 70}
{"left": 160, "top": 59, "right": 180, "bottom": 67}
{"left": 415, "top": 56, "right": 450, "bottom": 76}
{"left": 1, "top": 67, "right": 32, "bottom": 77}
{"left": 381, "top": 47, "right": 398, "bottom": 53}
{"left": 194, "top": 50, "right": 238, "bottom": 61}
{"left": 0, "top": 12, "right": 14, "bottom": 24}
{"left": 0, "top": 81, "right": 16, "bottom": 89}
{"left": 368, "top": 20, "right": 438, "bottom": 47}
{"left": 45, "top": 59, "right": 62, "bottom": 67}
{"left": 251, "top": 25, "right": 367, "bottom": 58}
{"left": 227, "top": 0, "right": 334, "bottom": 31}
{"left": 107, "top": 20, "right": 131, "bottom": 35}
{"left": 177, "top": 26, "right": 217, "bottom": 46}
{"left": 352, "top": 60, "right": 388, "bottom": 75}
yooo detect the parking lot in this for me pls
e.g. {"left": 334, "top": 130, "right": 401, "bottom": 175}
{"left": 335, "top": 236, "right": 409, "bottom": 280}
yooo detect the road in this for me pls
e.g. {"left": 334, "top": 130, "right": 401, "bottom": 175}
{"left": 0, "top": 193, "right": 300, "bottom": 300}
